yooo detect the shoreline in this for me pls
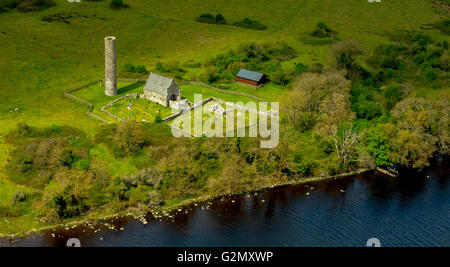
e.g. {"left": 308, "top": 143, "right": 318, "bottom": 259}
{"left": 0, "top": 168, "right": 373, "bottom": 239}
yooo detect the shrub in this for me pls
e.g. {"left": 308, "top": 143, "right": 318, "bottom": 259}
{"left": 124, "top": 63, "right": 135, "bottom": 73}
{"left": 425, "top": 68, "right": 437, "bottom": 81}
{"left": 196, "top": 13, "right": 215, "bottom": 24}
{"left": 434, "top": 19, "right": 450, "bottom": 35}
{"left": 366, "top": 125, "right": 395, "bottom": 166}
{"left": 16, "top": 122, "right": 33, "bottom": 137}
{"left": 270, "top": 70, "right": 289, "bottom": 85}
{"left": 307, "top": 63, "right": 323, "bottom": 73}
{"left": 156, "top": 62, "right": 165, "bottom": 72}
{"left": 0, "top": 0, "right": 17, "bottom": 12}
{"left": 215, "top": 14, "right": 226, "bottom": 24}
{"left": 124, "top": 168, "right": 162, "bottom": 188}
{"left": 73, "top": 159, "right": 90, "bottom": 171}
{"left": 294, "top": 62, "right": 308, "bottom": 74}
{"left": 154, "top": 113, "right": 162, "bottom": 123}
{"left": 17, "top": 0, "right": 55, "bottom": 13}
{"left": 58, "top": 148, "right": 77, "bottom": 167}
{"left": 203, "top": 66, "right": 220, "bottom": 83}
{"left": 383, "top": 85, "right": 403, "bottom": 110}
{"left": 18, "top": 154, "right": 33, "bottom": 173}
{"left": 329, "top": 39, "right": 362, "bottom": 70}
{"left": 311, "top": 22, "right": 337, "bottom": 38}
{"left": 110, "top": 0, "right": 129, "bottom": 10}
{"left": 11, "top": 190, "right": 26, "bottom": 204}
{"left": 412, "top": 33, "right": 432, "bottom": 47}
{"left": 135, "top": 65, "right": 147, "bottom": 74}
{"left": 196, "top": 13, "right": 227, "bottom": 24}
{"left": 0, "top": 204, "right": 24, "bottom": 218}
{"left": 233, "top": 18, "right": 267, "bottom": 30}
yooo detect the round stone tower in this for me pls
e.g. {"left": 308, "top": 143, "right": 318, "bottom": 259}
{"left": 104, "top": 36, "right": 117, "bottom": 96}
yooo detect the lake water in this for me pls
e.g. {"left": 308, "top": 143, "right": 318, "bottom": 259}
{"left": 2, "top": 157, "right": 449, "bottom": 247}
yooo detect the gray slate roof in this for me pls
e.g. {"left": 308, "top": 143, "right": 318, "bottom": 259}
{"left": 144, "top": 72, "right": 174, "bottom": 95}
{"left": 236, "top": 69, "right": 264, "bottom": 82}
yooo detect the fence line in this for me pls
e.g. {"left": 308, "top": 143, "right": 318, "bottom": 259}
{"left": 62, "top": 80, "right": 110, "bottom": 124}
{"left": 180, "top": 81, "right": 267, "bottom": 103}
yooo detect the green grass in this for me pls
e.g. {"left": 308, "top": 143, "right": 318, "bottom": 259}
{"left": 180, "top": 83, "right": 258, "bottom": 103}
{"left": 72, "top": 81, "right": 145, "bottom": 121}
{"left": 106, "top": 97, "right": 173, "bottom": 122}
{"left": 216, "top": 82, "right": 288, "bottom": 102}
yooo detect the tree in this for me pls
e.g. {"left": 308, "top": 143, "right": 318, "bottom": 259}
{"left": 331, "top": 125, "right": 359, "bottom": 169}
{"left": 113, "top": 121, "right": 146, "bottom": 156}
{"left": 329, "top": 39, "right": 362, "bottom": 70}
{"left": 383, "top": 85, "right": 403, "bottom": 110}
{"left": 389, "top": 96, "right": 446, "bottom": 169}
{"left": 286, "top": 71, "right": 353, "bottom": 134}
{"left": 366, "top": 123, "right": 396, "bottom": 166}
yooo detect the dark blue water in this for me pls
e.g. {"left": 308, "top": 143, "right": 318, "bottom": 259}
{"left": 2, "top": 158, "right": 449, "bottom": 247}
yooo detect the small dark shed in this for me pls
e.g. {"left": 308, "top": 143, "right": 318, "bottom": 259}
{"left": 236, "top": 69, "right": 266, "bottom": 87}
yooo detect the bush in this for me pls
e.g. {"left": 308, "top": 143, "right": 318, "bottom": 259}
{"left": 329, "top": 39, "right": 362, "bottom": 70}
{"left": 196, "top": 13, "right": 227, "bottom": 24}
{"left": 110, "top": 0, "right": 129, "bottom": 9}
{"left": 307, "top": 63, "right": 323, "bottom": 73}
{"left": 425, "top": 68, "right": 437, "bottom": 81}
{"left": 311, "top": 22, "right": 337, "bottom": 38}
{"left": 0, "top": 204, "right": 24, "bottom": 218}
{"left": 16, "top": 121, "right": 33, "bottom": 137}
{"left": 270, "top": 70, "right": 289, "bottom": 85}
{"left": 18, "top": 154, "right": 33, "bottom": 173}
{"left": 17, "top": 0, "right": 55, "bottom": 13}
{"left": 196, "top": 13, "right": 215, "bottom": 24}
{"left": 366, "top": 125, "right": 395, "bottom": 166}
{"left": 293, "top": 154, "right": 312, "bottom": 177}
{"left": 124, "top": 63, "right": 135, "bottom": 73}
{"left": 124, "top": 63, "right": 147, "bottom": 73}
{"left": 0, "top": 0, "right": 17, "bottom": 12}
{"left": 124, "top": 168, "right": 162, "bottom": 188}
{"left": 154, "top": 113, "right": 162, "bottom": 123}
{"left": 135, "top": 65, "right": 147, "bottom": 73}
{"left": 215, "top": 13, "right": 226, "bottom": 24}
{"left": 73, "top": 159, "right": 90, "bottom": 171}
{"left": 294, "top": 62, "right": 308, "bottom": 74}
{"left": 156, "top": 62, "right": 165, "bottom": 72}
{"left": 383, "top": 85, "right": 403, "bottom": 110}
{"left": 11, "top": 190, "right": 26, "bottom": 204}
{"left": 412, "top": 33, "right": 432, "bottom": 47}
{"left": 233, "top": 18, "right": 267, "bottom": 30}
{"left": 58, "top": 148, "right": 78, "bottom": 167}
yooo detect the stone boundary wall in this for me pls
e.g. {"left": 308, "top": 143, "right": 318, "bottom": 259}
{"left": 162, "top": 97, "right": 214, "bottom": 122}
{"left": 179, "top": 81, "right": 266, "bottom": 103}
{"left": 211, "top": 97, "right": 278, "bottom": 117}
{"left": 63, "top": 80, "right": 110, "bottom": 124}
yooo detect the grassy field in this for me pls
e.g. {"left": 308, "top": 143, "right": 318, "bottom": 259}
{"left": 0, "top": 0, "right": 448, "bottom": 235}
{"left": 106, "top": 97, "right": 173, "bottom": 122}
{"left": 0, "top": 0, "right": 445, "bottom": 135}
{"left": 180, "top": 83, "right": 259, "bottom": 103}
